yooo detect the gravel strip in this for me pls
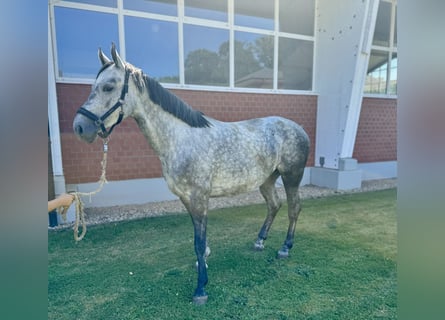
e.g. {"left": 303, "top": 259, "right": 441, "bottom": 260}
{"left": 53, "top": 178, "right": 396, "bottom": 229}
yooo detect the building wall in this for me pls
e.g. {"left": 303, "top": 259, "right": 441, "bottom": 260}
{"left": 353, "top": 97, "right": 397, "bottom": 162}
{"left": 57, "top": 83, "right": 317, "bottom": 184}
{"left": 58, "top": 84, "right": 397, "bottom": 185}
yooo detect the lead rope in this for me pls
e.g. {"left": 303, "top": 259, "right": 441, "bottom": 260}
{"left": 61, "top": 138, "right": 109, "bottom": 241}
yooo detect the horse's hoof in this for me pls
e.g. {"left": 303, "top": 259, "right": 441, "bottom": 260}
{"left": 253, "top": 243, "right": 264, "bottom": 251}
{"left": 277, "top": 249, "right": 289, "bottom": 259}
{"left": 254, "top": 239, "right": 265, "bottom": 251}
{"left": 192, "top": 294, "right": 208, "bottom": 305}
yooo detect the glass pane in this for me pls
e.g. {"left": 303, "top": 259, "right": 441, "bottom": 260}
{"left": 185, "top": 0, "right": 227, "bottom": 22}
{"left": 124, "top": 0, "right": 177, "bottom": 16}
{"left": 66, "top": 0, "right": 117, "bottom": 7}
{"left": 278, "top": 38, "right": 313, "bottom": 90}
{"left": 235, "top": 32, "right": 273, "bottom": 89}
{"left": 364, "top": 50, "right": 389, "bottom": 94}
{"left": 54, "top": 7, "right": 119, "bottom": 79}
{"left": 184, "top": 25, "right": 229, "bottom": 86}
{"left": 388, "top": 53, "right": 397, "bottom": 94}
{"left": 125, "top": 17, "right": 179, "bottom": 83}
{"left": 393, "top": 6, "right": 397, "bottom": 47}
{"left": 279, "top": 0, "right": 314, "bottom": 36}
{"left": 234, "top": 0, "right": 274, "bottom": 30}
{"left": 373, "top": 1, "right": 391, "bottom": 46}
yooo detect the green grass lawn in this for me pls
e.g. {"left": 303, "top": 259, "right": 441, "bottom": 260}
{"left": 48, "top": 189, "right": 397, "bottom": 319}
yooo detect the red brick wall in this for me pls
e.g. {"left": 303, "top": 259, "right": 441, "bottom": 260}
{"left": 353, "top": 97, "right": 397, "bottom": 162}
{"left": 56, "top": 84, "right": 397, "bottom": 184}
{"left": 57, "top": 83, "right": 317, "bottom": 184}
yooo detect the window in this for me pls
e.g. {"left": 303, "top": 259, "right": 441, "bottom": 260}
{"left": 51, "top": 0, "right": 315, "bottom": 92}
{"left": 279, "top": 0, "right": 314, "bottom": 36}
{"left": 365, "top": 50, "right": 389, "bottom": 94}
{"left": 388, "top": 53, "right": 397, "bottom": 95}
{"left": 393, "top": 7, "right": 397, "bottom": 47}
{"left": 67, "top": 0, "right": 116, "bottom": 7}
{"left": 234, "top": 0, "right": 274, "bottom": 30}
{"left": 54, "top": 6, "right": 119, "bottom": 79}
{"left": 185, "top": 0, "right": 227, "bottom": 22}
{"left": 365, "top": 0, "right": 397, "bottom": 95}
{"left": 372, "top": 1, "right": 391, "bottom": 47}
{"left": 125, "top": 17, "right": 179, "bottom": 83}
{"left": 124, "top": 0, "right": 177, "bottom": 16}
{"left": 235, "top": 32, "right": 273, "bottom": 89}
{"left": 278, "top": 37, "right": 313, "bottom": 90}
{"left": 184, "top": 25, "right": 229, "bottom": 86}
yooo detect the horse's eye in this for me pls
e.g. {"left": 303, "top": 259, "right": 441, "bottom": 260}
{"left": 102, "top": 84, "right": 114, "bottom": 92}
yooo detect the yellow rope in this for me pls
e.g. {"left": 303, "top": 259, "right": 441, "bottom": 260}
{"left": 61, "top": 139, "right": 109, "bottom": 241}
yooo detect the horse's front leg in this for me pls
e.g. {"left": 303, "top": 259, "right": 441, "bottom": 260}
{"left": 181, "top": 194, "right": 209, "bottom": 305}
{"left": 191, "top": 213, "right": 208, "bottom": 304}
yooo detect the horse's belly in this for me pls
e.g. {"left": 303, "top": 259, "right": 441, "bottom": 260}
{"left": 209, "top": 141, "right": 280, "bottom": 197}
{"left": 210, "top": 181, "right": 259, "bottom": 197}
{"left": 209, "top": 167, "right": 272, "bottom": 197}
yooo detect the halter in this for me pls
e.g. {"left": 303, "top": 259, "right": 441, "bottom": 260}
{"left": 76, "top": 68, "right": 130, "bottom": 138}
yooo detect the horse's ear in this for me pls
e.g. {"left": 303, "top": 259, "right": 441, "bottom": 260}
{"left": 111, "top": 42, "right": 125, "bottom": 69}
{"left": 98, "top": 47, "right": 111, "bottom": 66}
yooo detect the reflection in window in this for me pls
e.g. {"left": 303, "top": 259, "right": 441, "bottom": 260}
{"left": 278, "top": 38, "right": 313, "bottom": 90}
{"left": 184, "top": 25, "right": 229, "bottom": 86}
{"left": 372, "top": 1, "right": 391, "bottom": 46}
{"left": 125, "top": 17, "right": 179, "bottom": 83}
{"left": 366, "top": 1, "right": 397, "bottom": 95}
{"left": 52, "top": 0, "right": 316, "bottom": 91}
{"left": 185, "top": 0, "right": 227, "bottom": 22}
{"left": 124, "top": 0, "right": 177, "bottom": 16}
{"left": 54, "top": 7, "right": 118, "bottom": 79}
{"left": 365, "top": 50, "right": 389, "bottom": 94}
{"left": 279, "top": 0, "right": 314, "bottom": 36}
{"left": 388, "top": 54, "right": 397, "bottom": 95}
{"left": 234, "top": 0, "right": 274, "bottom": 30}
{"left": 235, "top": 32, "right": 274, "bottom": 89}
{"left": 393, "top": 7, "right": 397, "bottom": 47}
{"left": 66, "top": 0, "right": 116, "bottom": 7}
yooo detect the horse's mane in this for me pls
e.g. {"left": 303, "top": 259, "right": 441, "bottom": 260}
{"left": 145, "top": 77, "right": 211, "bottom": 128}
{"left": 127, "top": 63, "right": 211, "bottom": 128}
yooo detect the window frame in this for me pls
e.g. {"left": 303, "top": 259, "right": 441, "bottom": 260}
{"left": 364, "top": 0, "right": 397, "bottom": 98}
{"left": 49, "top": 0, "right": 316, "bottom": 94}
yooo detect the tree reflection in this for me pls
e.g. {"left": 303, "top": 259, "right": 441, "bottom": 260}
{"left": 182, "top": 36, "right": 274, "bottom": 87}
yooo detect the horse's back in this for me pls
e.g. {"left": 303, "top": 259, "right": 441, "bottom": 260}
{"left": 202, "top": 116, "right": 309, "bottom": 196}
{"left": 226, "top": 116, "right": 309, "bottom": 155}
{"left": 237, "top": 116, "right": 310, "bottom": 174}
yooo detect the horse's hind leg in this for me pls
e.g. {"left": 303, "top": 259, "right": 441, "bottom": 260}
{"left": 278, "top": 169, "right": 305, "bottom": 258}
{"left": 254, "top": 170, "right": 281, "bottom": 251}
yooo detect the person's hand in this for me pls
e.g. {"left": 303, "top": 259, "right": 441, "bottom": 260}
{"left": 48, "top": 193, "right": 75, "bottom": 212}
{"left": 58, "top": 193, "right": 75, "bottom": 207}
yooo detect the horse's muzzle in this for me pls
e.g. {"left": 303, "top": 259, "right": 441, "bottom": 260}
{"left": 73, "top": 113, "right": 98, "bottom": 143}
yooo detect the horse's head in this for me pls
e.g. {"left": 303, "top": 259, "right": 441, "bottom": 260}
{"left": 73, "top": 43, "right": 133, "bottom": 143}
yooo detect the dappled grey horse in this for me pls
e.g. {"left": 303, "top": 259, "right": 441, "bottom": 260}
{"left": 73, "top": 44, "right": 309, "bottom": 305}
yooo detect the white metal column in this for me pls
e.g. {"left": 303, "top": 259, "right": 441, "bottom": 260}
{"left": 48, "top": 11, "right": 75, "bottom": 222}
{"left": 48, "top": 13, "right": 64, "bottom": 181}
{"left": 312, "top": 0, "right": 379, "bottom": 189}
{"left": 341, "top": 0, "right": 380, "bottom": 158}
